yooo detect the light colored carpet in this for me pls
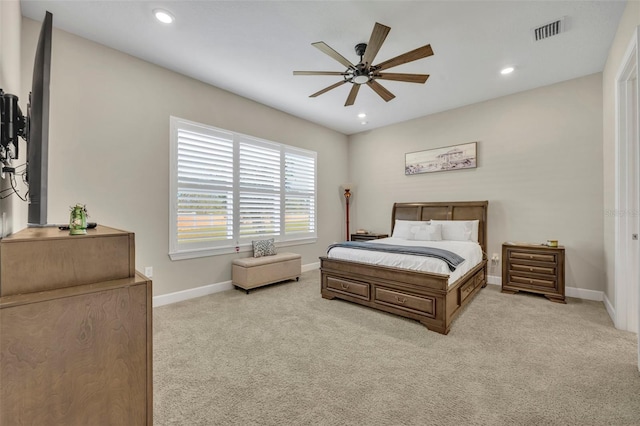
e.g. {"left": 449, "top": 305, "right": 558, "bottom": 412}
{"left": 153, "top": 270, "right": 640, "bottom": 425}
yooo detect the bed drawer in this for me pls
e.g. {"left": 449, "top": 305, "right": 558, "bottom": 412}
{"left": 326, "top": 277, "right": 370, "bottom": 300}
{"left": 374, "top": 288, "right": 435, "bottom": 317}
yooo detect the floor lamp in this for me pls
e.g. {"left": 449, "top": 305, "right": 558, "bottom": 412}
{"left": 342, "top": 184, "right": 353, "bottom": 241}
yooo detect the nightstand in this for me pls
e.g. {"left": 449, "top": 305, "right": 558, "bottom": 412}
{"left": 350, "top": 233, "right": 389, "bottom": 242}
{"left": 502, "top": 242, "right": 565, "bottom": 303}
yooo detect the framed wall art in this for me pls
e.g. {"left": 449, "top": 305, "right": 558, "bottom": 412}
{"left": 405, "top": 142, "right": 477, "bottom": 175}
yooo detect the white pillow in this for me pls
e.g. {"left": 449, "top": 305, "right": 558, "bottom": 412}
{"left": 430, "top": 220, "right": 479, "bottom": 242}
{"left": 408, "top": 223, "right": 443, "bottom": 241}
{"left": 392, "top": 220, "right": 429, "bottom": 239}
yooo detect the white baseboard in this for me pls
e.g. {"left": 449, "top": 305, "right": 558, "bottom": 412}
{"left": 487, "top": 275, "right": 603, "bottom": 302}
{"left": 153, "top": 262, "right": 320, "bottom": 307}
{"left": 487, "top": 274, "right": 501, "bottom": 286}
{"left": 153, "top": 280, "right": 234, "bottom": 307}
{"left": 603, "top": 293, "right": 615, "bottom": 324}
{"left": 566, "top": 286, "right": 603, "bottom": 302}
{"left": 155, "top": 268, "right": 604, "bottom": 308}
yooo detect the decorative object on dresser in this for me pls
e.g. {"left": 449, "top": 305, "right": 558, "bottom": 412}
{"left": 501, "top": 242, "right": 566, "bottom": 303}
{"left": 0, "top": 226, "right": 153, "bottom": 425}
{"left": 342, "top": 183, "right": 353, "bottom": 241}
{"left": 68, "top": 203, "right": 89, "bottom": 235}
{"left": 350, "top": 232, "right": 389, "bottom": 242}
{"left": 320, "top": 201, "right": 488, "bottom": 335}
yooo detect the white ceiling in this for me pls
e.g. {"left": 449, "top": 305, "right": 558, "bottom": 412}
{"left": 20, "top": 1, "right": 626, "bottom": 135}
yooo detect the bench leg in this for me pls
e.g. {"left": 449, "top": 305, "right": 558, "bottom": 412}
{"left": 296, "top": 277, "right": 299, "bottom": 282}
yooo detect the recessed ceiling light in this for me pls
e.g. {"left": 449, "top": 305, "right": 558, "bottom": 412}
{"left": 361, "top": 121, "right": 368, "bottom": 125}
{"left": 357, "top": 113, "right": 367, "bottom": 119}
{"left": 500, "top": 66, "right": 515, "bottom": 75}
{"left": 154, "top": 9, "right": 175, "bottom": 24}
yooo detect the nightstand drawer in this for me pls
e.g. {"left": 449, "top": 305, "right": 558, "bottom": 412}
{"left": 509, "top": 274, "right": 556, "bottom": 288}
{"left": 326, "top": 276, "right": 370, "bottom": 300}
{"left": 509, "top": 251, "right": 556, "bottom": 263}
{"left": 510, "top": 263, "right": 556, "bottom": 276}
{"left": 375, "top": 287, "right": 435, "bottom": 317}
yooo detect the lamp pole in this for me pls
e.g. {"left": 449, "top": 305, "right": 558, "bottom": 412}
{"left": 344, "top": 188, "right": 351, "bottom": 241}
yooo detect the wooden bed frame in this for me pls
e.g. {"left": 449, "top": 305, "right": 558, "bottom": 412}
{"left": 320, "top": 201, "right": 488, "bottom": 334}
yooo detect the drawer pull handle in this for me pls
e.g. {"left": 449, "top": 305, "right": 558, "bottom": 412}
{"left": 529, "top": 280, "right": 533, "bottom": 284}
{"left": 529, "top": 255, "right": 534, "bottom": 259}
{"left": 529, "top": 268, "right": 533, "bottom": 272}
{"left": 341, "top": 283, "right": 349, "bottom": 290}
{"left": 396, "top": 296, "right": 407, "bottom": 304}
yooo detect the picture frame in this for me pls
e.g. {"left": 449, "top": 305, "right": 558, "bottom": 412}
{"left": 405, "top": 142, "right": 477, "bottom": 175}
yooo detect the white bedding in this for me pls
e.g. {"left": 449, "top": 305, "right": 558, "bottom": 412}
{"left": 327, "top": 237, "right": 483, "bottom": 286}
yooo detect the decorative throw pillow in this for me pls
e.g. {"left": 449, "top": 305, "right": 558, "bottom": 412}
{"left": 430, "top": 220, "right": 479, "bottom": 242}
{"left": 252, "top": 238, "right": 277, "bottom": 258}
{"left": 392, "top": 220, "right": 430, "bottom": 239}
{"left": 408, "top": 223, "right": 443, "bottom": 241}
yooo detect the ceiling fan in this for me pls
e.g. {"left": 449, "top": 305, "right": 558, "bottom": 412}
{"left": 293, "top": 22, "right": 434, "bottom": 106}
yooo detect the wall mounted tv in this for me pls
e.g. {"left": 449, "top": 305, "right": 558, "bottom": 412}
{"left": 0, "top": 11, "right": 52, "bottom": 227}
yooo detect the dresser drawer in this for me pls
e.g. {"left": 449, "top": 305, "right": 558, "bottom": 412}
{"left": 326, "top": 277, "right": 370, "bottom": 300}
{"left": 375, "top": 287, "right": 435, "bottom": 318}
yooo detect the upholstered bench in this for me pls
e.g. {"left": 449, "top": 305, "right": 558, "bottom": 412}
{"left": 232, "top": 252, "right": 302, "bottom": 293}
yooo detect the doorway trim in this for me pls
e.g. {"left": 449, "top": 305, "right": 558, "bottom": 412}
{"left": 614, "top": 26, "right": 640, "bottom": 370}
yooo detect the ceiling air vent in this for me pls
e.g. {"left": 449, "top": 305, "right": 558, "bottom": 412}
{"left": 532, "top": 17, "right": 565, "bottom": 41}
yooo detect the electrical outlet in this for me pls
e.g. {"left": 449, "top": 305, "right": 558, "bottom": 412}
{"left": 144, "top": 266, "right": 153, "bottom": 278}
{"left": 491, "top": 253, "right": 499, "bottom": 263}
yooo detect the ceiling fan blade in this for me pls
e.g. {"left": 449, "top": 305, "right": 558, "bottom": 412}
{"left": 374, "top": 44, "right": 434, "bottom": 72}
{"left": 294, "top": 71, "right": 348, "bottom": 76}
{"left": 345, "top": 84, "right": 360, "bottom": 106}
{"left": 362, "top": 22, "right": 391, "bottom": 66}
{"left": 374, "top": 73, "right": 430, "bottom": 84}
{"left": 312, "top": 42, "right": 354, "bottom": 68}
{"left": 366, "top": 80, "right": 395, "bottom": 102}
{"left": 309, "top": 80, "right": 347, "bottom": 98}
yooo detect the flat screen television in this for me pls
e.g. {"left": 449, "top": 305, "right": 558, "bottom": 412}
{"left": 26, "top": 11, "right": 53, "bottom": 227}
{"left": 0, "top": 11, "right": 52, "bottom": 227}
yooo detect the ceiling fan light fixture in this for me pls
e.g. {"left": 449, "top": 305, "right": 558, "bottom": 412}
{"left": 353, "top": 75, "right": 370, "bottom": 84}
{"left": 500, "top": 66, "right": 515, "bottom": 75}
{"left": 154, "top": 9, "right": 175, "bottom": 24}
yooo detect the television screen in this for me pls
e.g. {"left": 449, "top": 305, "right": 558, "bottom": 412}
{"left": 27, "top": 11, "right": 52, "bottom": 227}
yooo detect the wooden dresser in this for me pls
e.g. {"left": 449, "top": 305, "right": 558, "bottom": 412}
{"left": 0, "top": 226, "right": 152, "bottom": 425}
{"left": 501, "top": 242, "right": 565, "bottom": 303}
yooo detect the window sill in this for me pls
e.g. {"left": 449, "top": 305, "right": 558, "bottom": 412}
{"left": 169, "top": 237, "right": 317, "bottom": 261}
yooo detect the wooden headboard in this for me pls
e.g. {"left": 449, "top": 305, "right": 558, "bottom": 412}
{"left": 391, "top": 201, "right": 488, "bottom": 256}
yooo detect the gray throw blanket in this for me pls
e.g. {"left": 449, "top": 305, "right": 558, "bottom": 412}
{"left": 327, "top": 241, "right": 465, "bottom": 272}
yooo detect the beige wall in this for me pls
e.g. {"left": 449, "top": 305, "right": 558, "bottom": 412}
{"left": 0, "top": 0, "right": 26, "bottom": 236}
{"left": 602, "top": 1, "right": 640, "bottom": 306}
{"left": 348, "top": 73, "right": 604, "bottom": 292}
{"left": 20, "top": 18, "right": 349, "bottom": 296}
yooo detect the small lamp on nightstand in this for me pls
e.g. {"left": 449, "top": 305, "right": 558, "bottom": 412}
{"left": 341, "top": 183, "right": 353, "bottom": 241}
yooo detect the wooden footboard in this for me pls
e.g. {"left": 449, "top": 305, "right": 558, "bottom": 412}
{"left": 320, "top": 257, "right": 487, "bottom": 334}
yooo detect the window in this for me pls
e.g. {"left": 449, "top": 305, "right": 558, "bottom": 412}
{"left": 169, "top": 117, "right": 317, "bottom": 260}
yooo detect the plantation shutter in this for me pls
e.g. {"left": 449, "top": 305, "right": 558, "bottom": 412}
{"left": 176, "top": 127, "right": 234, "bottom": 244}
{"left": 238, "top": 141, "right": 281, "bottom": 237}
{"left": 285, "top": 149, "right": 316, "bottom": 235}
